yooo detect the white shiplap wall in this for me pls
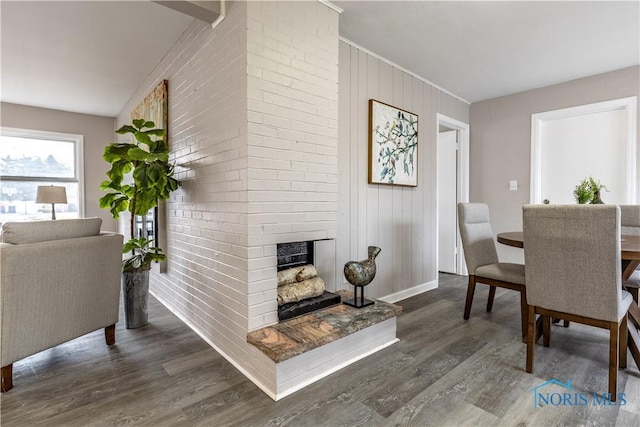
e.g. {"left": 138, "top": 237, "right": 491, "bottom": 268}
{"left": 336, "top": 41, "right": 470, "bottom": 301}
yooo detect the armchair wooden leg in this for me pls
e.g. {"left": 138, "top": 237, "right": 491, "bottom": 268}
{"left": 487, "top": 286, "right": 497, "bottom": 312}
{"left": 620, "top": 314, "right": 628, "bottom": 369}
{"left": 105, "top": 324, "right": 116, "bottom": 346}
{"left": 463, "top": 276, "right": 476, "bottom": 320}
{"left": 526, "top": 306, "right": 535, "bottom": 373}
{"left": 1, "top": 364, "right": 13, "bottom": 393}
{"left": 609, "top": 321, "right": 619, "bottom": 402}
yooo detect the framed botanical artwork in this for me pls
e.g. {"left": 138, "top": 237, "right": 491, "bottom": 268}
{"left": 368, "top": 99, "right": 418, "bottom": 187}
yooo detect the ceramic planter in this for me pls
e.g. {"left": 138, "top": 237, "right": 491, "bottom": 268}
{"left": 122, "top": 267, "right": 150, "bottom": 329}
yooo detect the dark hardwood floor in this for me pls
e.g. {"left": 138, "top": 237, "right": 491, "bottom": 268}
{"left": 1, "top": 273, "right": 639, "bottom": 426}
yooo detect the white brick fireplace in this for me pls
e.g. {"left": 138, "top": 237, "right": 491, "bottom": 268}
{"left": 244, "top": 0, "right": 340, "bottom": 330}
{"left": 122, "top": 0, "right": 399, "bottom": 401}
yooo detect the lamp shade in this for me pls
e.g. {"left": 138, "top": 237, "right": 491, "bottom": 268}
{"left": 36, "top": 185, "right": 67, "bottom": 204}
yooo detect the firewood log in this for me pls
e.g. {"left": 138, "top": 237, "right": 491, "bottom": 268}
{"left": 277, "top": 277, "right": 325, "bottom": 305}
{"left": 295, "top": 265, "right": 318, "bottom": 282}
{"left": 277, "top": 264, "right": 317, "bottom": 287}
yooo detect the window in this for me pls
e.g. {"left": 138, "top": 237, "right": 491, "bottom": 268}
{"left": 0, "top": 127, "right": 84, "bottom": 221}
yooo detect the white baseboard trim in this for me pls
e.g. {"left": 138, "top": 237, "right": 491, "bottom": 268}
{"left": 150, "top": 290, "right": 278, "bottom": 401}
{"left": 378, "top": 279, "right": 438, "bottom": 304}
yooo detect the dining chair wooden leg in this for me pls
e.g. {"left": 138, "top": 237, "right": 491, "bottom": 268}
{"left": 526, "top": 306, "right": 536, "bottom": 373}
{"left": 563, "top": 320, "right": 570, "bottom": 327}
{"left": 105, "top": 324, "right": 116, "bottom": 346}
{"left": 519, "top": 290, "right": 528, "bottom": 342}
{"left": 463, "top": 275, "right": 476, "bottom": 320}
{"left": 487, "top": 286, "right": 497, "bottom": 312}
{"left": 1, "top": 365, "right": 12, "bottom": 393}
{"left": 609, "top": 321, "right": 619, "bottom": 402}
{"left": 620, "top": 314, "right": 628, "bottom": 369}
{"left": 543, "top": 315, "right": 551, "bottom": 347}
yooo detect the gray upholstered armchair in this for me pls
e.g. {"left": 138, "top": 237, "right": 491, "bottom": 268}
{"left": 523, "top": 204, "right": 632, "bottom": 401}
{"left": 457, "top": 203, "right": 528, "bottom": 340}
{"left": 0, "top": 218, "right": 123, "bottom": 392}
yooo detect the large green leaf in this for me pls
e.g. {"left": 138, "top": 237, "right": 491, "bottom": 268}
{"left": 101, "top": 195, "right": 128, "bottom": 219}
{"left": 105, "top": 160, "right": 132, "bottom": 184}
{"left": 146, "top": 129, "right": 166, "bottom": 137}
{"left": 146, "top": 162, "right": 164, "bottom": 183}
{"left": 103, "top": 143, "right": 133, "bottom": 162}
{"left": 128, "top": 146, "right": 151, "bottom": 161}
{"left": 116, "top": 125, "right": 137, "bottom": 135}
{"left": 132, "top": 163, "right": 149, "bottom": 186}
{"left": 134, "top": 131, "right": 153, "bottom": 147}
{"left": 154, "top": 140, "right": 169, "bottom": 153}
{"left": 99, "top": 192, "right": 119, "bottom": 209}
{"left": 133, "top": 190, "right": 157, "bottom": 215}
{"left": 132, "top": 118, "right": 146, "bottom": 129}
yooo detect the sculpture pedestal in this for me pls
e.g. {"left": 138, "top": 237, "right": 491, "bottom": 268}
{"left": 343, "top": 285, "right": 374, "bottom": 308}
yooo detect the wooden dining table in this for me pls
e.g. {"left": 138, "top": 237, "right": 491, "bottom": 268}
{"left": 497, "top": 231, "right": 640, "bottom": 370}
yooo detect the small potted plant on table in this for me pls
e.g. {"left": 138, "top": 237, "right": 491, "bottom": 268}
{"left": 573, "top": 176, "right": 608, "bottom": 204}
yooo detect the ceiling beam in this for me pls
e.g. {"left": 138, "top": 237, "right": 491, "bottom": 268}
{"left": 153, "top": 1, "right": 222, "bottom": 24}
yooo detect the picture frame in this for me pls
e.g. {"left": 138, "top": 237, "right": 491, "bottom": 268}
{"left": 368, "top": 99, "right": 418, "bottom": 187}
{"left": 132, "top": 79, "right": 168, "bottom": 136}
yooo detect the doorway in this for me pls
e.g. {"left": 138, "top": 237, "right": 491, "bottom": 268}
{"left": 436, "top": 114, "right": 469, "bottom": 276}
{"left": 531, "top": 96, "right": 638, "bottom": 205}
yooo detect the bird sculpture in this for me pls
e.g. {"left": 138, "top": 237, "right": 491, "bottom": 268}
{"left": 343, "top": 246, "right": 381, "bottom": 308}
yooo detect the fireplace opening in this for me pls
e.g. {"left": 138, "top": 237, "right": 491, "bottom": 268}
{"left": 277, "top": 241, "right": 340, "bottom": 321}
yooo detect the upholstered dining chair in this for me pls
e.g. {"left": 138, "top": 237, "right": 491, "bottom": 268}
{"left": 620, "top": 205, "right": 640, "bottom": 302}
{"left": 457, "top": 203, "right": 527, "bottom": 340}
{"left": 523, "top": 204, "right": 632, "bottom": 402}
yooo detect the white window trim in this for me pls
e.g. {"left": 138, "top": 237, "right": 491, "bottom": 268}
{"left": 0, "top": 126, "right": 85, "bottom": 218}
{"left": 530, "top": 96, "right": 638, "bottom": 204}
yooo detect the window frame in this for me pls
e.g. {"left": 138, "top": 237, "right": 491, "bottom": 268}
{"left": 0, "top": 126, "right": 85, "bottom": 218}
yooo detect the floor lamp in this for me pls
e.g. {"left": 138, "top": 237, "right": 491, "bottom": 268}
{"left": 36, "top": 185, "right": 67, "bottom": 220}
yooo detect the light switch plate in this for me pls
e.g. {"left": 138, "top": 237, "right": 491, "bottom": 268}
{"left": 509, "top": 180, "right": 518, "bottom": 191}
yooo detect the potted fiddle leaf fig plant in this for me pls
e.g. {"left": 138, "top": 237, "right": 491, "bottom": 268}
{"left": 99, "top": 119, "right": 179, "bottom": 328}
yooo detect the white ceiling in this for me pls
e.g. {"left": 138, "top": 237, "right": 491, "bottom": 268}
{"left": 1, "top": 1, "right": 639, "bottom": 117}
{"left": 335, "top": 1, "right": 640, "bottom": 103}
{"left": 1, "top": 1, "right": 194, "bottom": 117}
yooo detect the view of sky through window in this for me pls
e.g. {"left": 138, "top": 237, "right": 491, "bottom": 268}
{"left": 0, "top": 130, "right": 81, "bottom": 221}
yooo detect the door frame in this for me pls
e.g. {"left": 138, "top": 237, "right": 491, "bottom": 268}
{"left": 436, "top": 113, "right": 469, "bottom": 276}
{"left": 530, "top": 96, "right": 638, "bottom": 204}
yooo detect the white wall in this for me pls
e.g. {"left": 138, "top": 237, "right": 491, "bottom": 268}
{"left": 337, "top": 41, "right": 470, "bottom": 301}
{"left": 470, "top": 66, "right": 640, "bottom": 263}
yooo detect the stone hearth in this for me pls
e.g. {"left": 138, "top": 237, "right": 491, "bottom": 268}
{"left": 249, "top": 290, "right": 401, "bottom": 362}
